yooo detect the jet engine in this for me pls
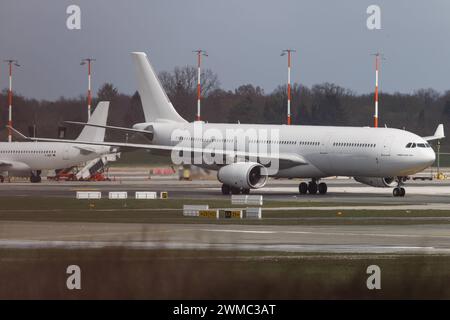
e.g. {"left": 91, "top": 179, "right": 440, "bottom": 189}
{"left": 217, "top": 162, "right": 268, "bottom": 189}
{"left": 354, "top": 176, "right": 396, "bottom": 188}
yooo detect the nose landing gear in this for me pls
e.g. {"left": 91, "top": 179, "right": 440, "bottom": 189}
{"left": 393, "top": 187, "right": 405, "bottom": 197}
{"left": 393, "top": 177, "right": 406, "bottom": 197}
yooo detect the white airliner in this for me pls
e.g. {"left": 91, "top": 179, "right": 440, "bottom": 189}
{"left": 19, "top": 52, "right": 445, "bottom": 196}
{"left": 3, "top": 101, "right": 113, "bottom": 182}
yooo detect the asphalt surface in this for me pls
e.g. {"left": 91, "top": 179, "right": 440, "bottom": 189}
{"left": 1, "top": 177, "right": 450, "bottom": 253}
{"left": 1, "top": 221, "right": 450, "bottom": 254}
{"left": 0, "top": 177, "right": 449, "bottom": 204}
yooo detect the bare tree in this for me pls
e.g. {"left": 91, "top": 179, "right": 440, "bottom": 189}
{"left": 97, "top": 83, "right": 118, "bottom": 101}
{"left": 159, "top": 66, "right": 219, "bottom": 98}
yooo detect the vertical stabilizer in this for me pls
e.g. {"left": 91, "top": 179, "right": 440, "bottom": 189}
{"left": 76, "top": 101, "right": 109, "bottom": 142}
{"left": 131, "top": 52, "right": 187, "bottom": 123}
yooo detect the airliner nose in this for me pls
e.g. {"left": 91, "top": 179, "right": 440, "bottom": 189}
{"left": 424, "top": 148, "right": 436, "bottom": 166}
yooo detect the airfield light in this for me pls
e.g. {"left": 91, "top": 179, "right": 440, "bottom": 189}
{"left": 193, "top": 50, "right": 208, "bottom": 121}
{"left": 281, "top": 49, "right": 296, "bottom": 125}
{"left": 80, "top": 58, "right": 96, "bottom": 120}
{"left": 4, "top": 59, "right": 20, "bottom": 142}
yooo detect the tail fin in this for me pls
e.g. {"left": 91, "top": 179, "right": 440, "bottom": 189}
{"left": 131, "top": 52, "right": 187, "bottom": 123}
{"left": 76, "top": 101, "right": 110, "bottom": 142}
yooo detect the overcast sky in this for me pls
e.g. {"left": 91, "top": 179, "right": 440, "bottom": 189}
{"left": 1, "top": 0, "right": 450, "bottom": 100}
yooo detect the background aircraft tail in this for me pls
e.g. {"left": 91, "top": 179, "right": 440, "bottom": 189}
{"left": 76, "top": 101, "right": 109, "bottom": 142}
{"left": 131, "top": 52, "right": 187, "bottom": 123}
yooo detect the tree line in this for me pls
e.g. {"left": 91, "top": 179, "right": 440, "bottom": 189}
{"left": 1, "top": 65, "right": 449, "bottom": 149}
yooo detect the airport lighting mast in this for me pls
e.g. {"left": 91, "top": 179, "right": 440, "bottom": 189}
{"left": 80, "top": 58, "right": 96, "bottom": 120}
{"left": 4, "top": 59, "right": 20, "bottom": 142}
{"left": 193, "top": 50, "right": 208, "bottom": 121}
{"left": 371, "top": 52, "right": 385, "bottom": 128}
{"left": 281, "top": 49, "right": 296, "bottom": 125}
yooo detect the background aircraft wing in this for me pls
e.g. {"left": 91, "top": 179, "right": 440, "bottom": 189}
{"left": 8, "top": 126, "right": 308, "bottom": 168}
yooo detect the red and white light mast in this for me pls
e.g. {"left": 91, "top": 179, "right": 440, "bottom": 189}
{"left": 4, "top": 59, "right": 20, "bottom": 142}
{"left": 281, "top": 49, "right": 296, "bottom": 125}
{"left": 372, "top": 52, "right": 384, "bottom": 128}
{"left": 193, "top": 50, "right": 208, "bottom": 121}
{"left": 80, "top": 58, "right": 95, "bottom": 119}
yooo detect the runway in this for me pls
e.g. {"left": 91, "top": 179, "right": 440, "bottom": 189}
{"left": 1, "top": 177, "right": 450, "bottom": 204}
{"left": 1, "top": 221, "right": 450, "bottom": 254}
{"left": 1, "top": 176, "right": 450, "bottom": 254}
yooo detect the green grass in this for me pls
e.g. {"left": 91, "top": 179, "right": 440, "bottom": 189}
{"left": 0, "top": 196, "right": 449, "bottom": 225}
{"left": 111, "top": 150, "right": 171, "bottom": 167}
{"left": 1, "top": 248, "right": 450, "bottom": 299}
{"left": 0, "top": 196, "right": 398, "bottom": 211}
{"left": 435, "top": 153, "right": 450, "bottom": 167}
{"left": 0, "top": 210, "right": 448, "bottom": 225}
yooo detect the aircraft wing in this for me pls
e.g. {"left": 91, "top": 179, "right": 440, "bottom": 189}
{"left": 8, "top": 126, "right": 308, "bottom": 168}
{"left": 64, "top": 121, "right": 153, "bottom": 135}
{"left": 423, "top": 124, "right": 445, "bottom": 141}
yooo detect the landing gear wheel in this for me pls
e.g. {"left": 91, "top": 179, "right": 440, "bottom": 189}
{"left": 30, "top": 175, "right": 41, "bottom": 183}
{"left": 30, "top": 170, "right": 42, "bottom": 183}
{"left": 242, "top": 188, "right": 250, "bottom": 194}
{"left": 231, "top": 187, "right": 241, "bottom": 195}
{"left": 299, "top": 182, "right": 308, "bottom": 195}
{"left": 400, "top": 187, "right": 406, "bottom": 197}
{"left": 221, "top": 184, "right": 230, "bottom": 195}
{"left": 0, "top": 176, "right": 4, "bottom": 183}
{"left": 308, "top": 182, "right": 318, "bottom": 194}
{"left": 318, "top": 182, "right": 328, "bottom": 195}
{"left": 393, "top": 187, "right": 402, "bottom": 197}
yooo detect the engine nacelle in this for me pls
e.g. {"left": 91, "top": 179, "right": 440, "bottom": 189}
{"left": 217, "top": 162, "right": 268, "bottom": 189}
{"left": 354, "top": 176, "right": 396, "bottom": 188}
{"left": 132, "top": 123, "right": 154, "bottom": 141}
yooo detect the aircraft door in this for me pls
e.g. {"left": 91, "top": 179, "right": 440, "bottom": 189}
{"left": 378, "top": 136, "right": 394, "bottom": 173}
{"left": 381, "top": 137, "right": 392, "bottom": 157}
{"left": 63, "top": 146, "right": 70, "bottom": 160}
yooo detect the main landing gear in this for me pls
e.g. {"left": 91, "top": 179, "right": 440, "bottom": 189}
{"left": 221, "top": 184, "right": 250, "bottom": 195}
{"left": 299, "top": 179, "right": 327, "bottom": 195}
{"left": 393, "top": 177, "right": 406, "bottom": 197}
{"left": 30, "top": 170, "right": 42, "bottom": 183}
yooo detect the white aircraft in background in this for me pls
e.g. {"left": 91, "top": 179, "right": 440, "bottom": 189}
{"left": 19, "top": 52, "right": 445, "bottom": 196}
{"left": 3, "top": 101, "right": 113, "bottom": 182}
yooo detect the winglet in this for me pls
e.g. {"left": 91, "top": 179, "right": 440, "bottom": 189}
{"left": 423, "top": 124, "right": 445, "bottom": 141}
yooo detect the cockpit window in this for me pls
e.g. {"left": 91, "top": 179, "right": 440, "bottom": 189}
{"left": 411, "top": 143, "right": 416, "bottom": 148}
{"left": 417, "top": 143, "right": 426, "bottom": 148}
{"left": 406, "top": 143, "right": 412, "bottom": 148}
